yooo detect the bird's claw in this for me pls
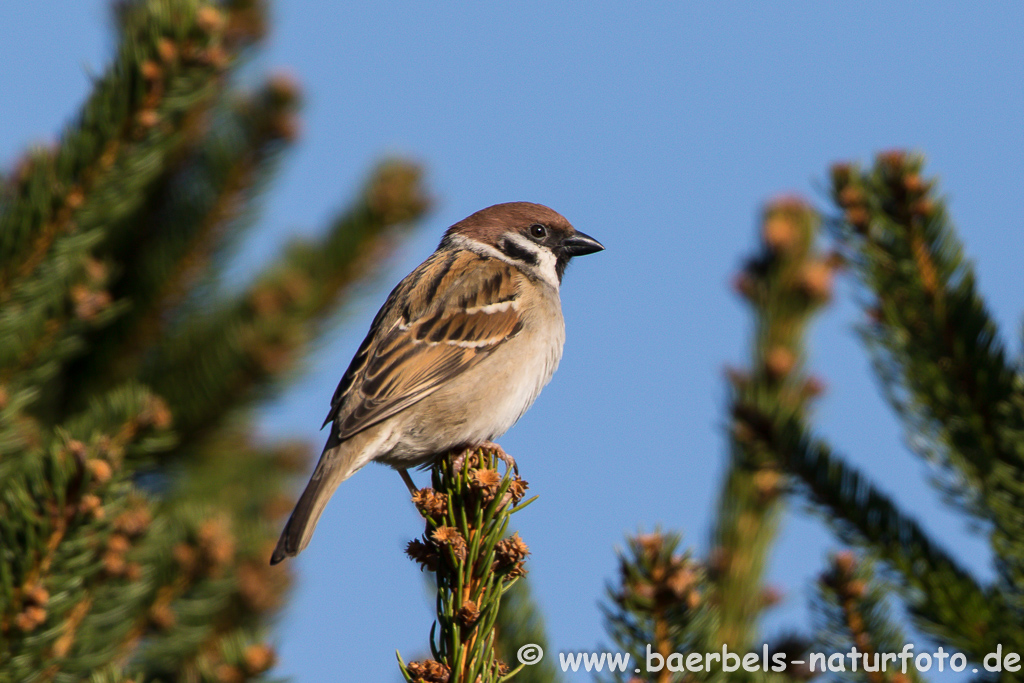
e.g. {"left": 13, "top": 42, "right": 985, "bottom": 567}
{"left": 448, "top": 442, "right": 516, "bottom": 476}
{"left": 479, "top": 441, "right": 517, "bottom": 475}
{"left": 450, "top": 452, "right": 468, "bottom": 475}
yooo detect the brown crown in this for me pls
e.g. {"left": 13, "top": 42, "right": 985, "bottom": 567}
{"left": 445, "top": 202, "right": 574, "bottom": 245}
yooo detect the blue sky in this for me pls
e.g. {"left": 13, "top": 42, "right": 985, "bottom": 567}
{"left": 2, "top": 2, "right": 1023, "bottom": 680}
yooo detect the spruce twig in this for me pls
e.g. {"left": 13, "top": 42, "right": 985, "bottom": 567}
{"left": 712, "top": 197, "right": 833, "bottom": 651}
{"left": 829, "top": 151, "right": 1024, "bottom": 650}
{"left": 0, "top": 1, "right": 428, "bottom": 678}
{"left": 402, "top": 447, "right": 532, "bottom": 683}
{"left": 773, "top": 416, "right": 996, "bottom": 657}
{"left": 600, "top": 531, "right": 707, "bottom": 683}
{"left": 813, "top": 552, "right": 925, "bottom": 683}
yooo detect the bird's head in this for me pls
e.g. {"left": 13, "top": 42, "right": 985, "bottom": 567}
{"left": 443, "top": 202, "right": 604, "bottom": 286}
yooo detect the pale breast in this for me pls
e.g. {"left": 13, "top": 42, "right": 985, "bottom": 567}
{"left": 378, "top": 284, "right": 565, "bottom": 465}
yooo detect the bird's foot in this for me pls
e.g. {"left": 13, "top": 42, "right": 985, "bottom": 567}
{"left": 479, "top": 441, "right": 517, "bottom": 475}
{"left": 399, "top": 469, "right": 419, "bottom": 496}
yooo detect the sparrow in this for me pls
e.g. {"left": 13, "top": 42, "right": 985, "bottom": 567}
{"left": 271, "top": 202, "right": 603, "bottom": 564}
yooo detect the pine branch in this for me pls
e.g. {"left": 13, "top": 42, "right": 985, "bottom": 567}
{"left": 61, "top": 75, "right": 301, "bottom": 405}
{"left": 144, "top": 160, "right": 428, "bottom": 443}
{"left": 73, "top": 434, "right": 298, "bottom": 680}
{"left": 0, "top": 2, "right": 426, "bottom": 680}
{"left": 127, "top": 504, "right": 280, "bottom": 681}
{"left": 812, "top": 552, "right": 927, "bottom": 683}
{"left": 400, "top": 447, "right": 533, "bottom": 683}
{"left": 830, "top": 153, "right": 1024, "bottom": 602}
{"left": 0, "top": 0, "right": 264, "bottom": 424}
{"left": 713, "top": 197, "right": 834, "bottom": 651}
{"left": 772, "top": 416, "right": 999, "bottom": 659}
{"left": 0, "top": 0, "right": 252, "bottom": 291}
{"left": 599, "top": 532, "right": 710, "bottom": 683}
{"left": 0, "top": 383, "right": 172, "bottom": 679}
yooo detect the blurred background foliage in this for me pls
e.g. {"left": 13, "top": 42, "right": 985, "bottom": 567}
{"left": 1, "top": 2, "right": 1021, "bottom": 683}
{"left": 0, "top": 1, "right": 427, "bottom": 680}
{"left": 588, "top": 153, "right": 1023, "bottom": 683}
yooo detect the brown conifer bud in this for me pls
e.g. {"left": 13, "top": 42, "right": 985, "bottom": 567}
{"left": 79, "top": 493, "right": 103, "bottom": 518}
{"left": 173, "top": 543, "right": 198, "bottom": 573}
{"left": 149, "top": 602, "right": 176, "bottom": 630}
{"left": 878, "top": 149, "right": 906, "bottom": 173}
{"left": 140, "top": 60, "right": 162, "bottom": 81}
{"left": 198, "top": 517, "right": 235, "bottom": 569}
{"left": 15, "top": 605, "right": 47, "bottom": 631}
{"left": 763, "top": 215, "right": 798, "bottom": 252}
{"left": 114, "top": 505, "right": 152, "bottom": 537}
{"left": 845, "top": 206, "right": 870, "bottom": 233}
{"left": 471, "top": 468, "right": 501, "bottom": 490}
{"left": 243, "top": 644, "right": 276, "bottom": 674}
{"left": 431, "top": 526, "right": 467, "bottom": 561}
{"left": 107, "top": 534, "right": 131, "bottom": 554}
{"left": 214, "top": 664, "right": 243, "bottom": 683}
{"left": 196, "top": 5, "right": 225, "bottom": 33}
{"left": 903, "top": 173, "right": 925, "bottom": 194}
{"left": 456, "top": 600, "right": 480, "bottom": 627}
{"left": 411, "top": 488, "right": 448, "bottom": 519}
{"left": 156, "top": 38, "right": 178, "bottom": 63}
{"left": 24, "top": 583, "right": 49, "bottom": 607}
{"left": 470, "top": 468, "right": 502, "bottom": 503}
{"left": 136, "top": 109, "right": 160, "bottom": 129}
{"left": 495, "top": 532, "right": 529, "bottom": 565}
{"left": 833, "top": 550, "right": 856, "bottom": 576}
{"left": 733, "top": 271, "right": 757, "bottom": 300}
{"left": 266, "top": 72, "right": 301, "bottom": 105}
{"left": 201, "top": 45, "right": 228, "bottom": 69}
{"left": 761, "top": 585, "right": 784, "bottom": 607}
{"left": 754, "top": 469, "right": 781, "bottom": 500}
{"left": 844, "top": 579, "right": 867, "bottom": 599}
{"left": 65, "top": 439, "right": 87, "bottom": 459}
{"left": 406, "top": 660, "right": 451, "bottom": 683}
{"left": 803, "top": 376, "right": 826, "bottom": 398}
{"left": 140, "top": 395, "right": 172, "bottom": 429}
{"left": 505, "top": 476, "right": 529, "bottom": 505}
{"left": 87, "top": 459, "right": 113, "bottom": 484}
{"left": 765, "top": 347, "right": 796, "bottom": 378}
{"left": 505, "top": 561, "right": 528, "bottom": 579}
{"left": 103, "top": 550, "right": 127, "bottom": 576}
{"left": 406, "top": 538, "right": 440, "bottom": 572}
{"left": 666, "top": 565, "right": 696, "bottom": 598}
{"left": 635, "top": 532, "right": 663, "bottom": 559}
{"left": 70, "top": 286, "right": 112, "bottom": 320}
{"left": 911, "top": 198, "right": 933, "bottom": 217}
{"left": 838, "top": 185, "right": 863, "bottom": 209}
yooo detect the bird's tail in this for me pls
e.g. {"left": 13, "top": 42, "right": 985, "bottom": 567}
{"left": 270, "top": 434, "right": 359, "bottom": 565}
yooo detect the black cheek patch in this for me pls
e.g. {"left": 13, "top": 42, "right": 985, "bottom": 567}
{"left": 499, "top": 239, "right": 539, "bottom": 267}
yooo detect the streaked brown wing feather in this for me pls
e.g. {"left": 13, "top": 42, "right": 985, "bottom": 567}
{"left": 324, "top": 251, "right": 523, "bottom": 440}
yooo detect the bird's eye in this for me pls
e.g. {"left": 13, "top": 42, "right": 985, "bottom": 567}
{"left": 529, "top": 224, "right": 547, "bottom": 239}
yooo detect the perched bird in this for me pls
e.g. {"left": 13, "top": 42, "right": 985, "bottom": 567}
{"left": 271, "top": 202, "right": 603, "bottom": 564}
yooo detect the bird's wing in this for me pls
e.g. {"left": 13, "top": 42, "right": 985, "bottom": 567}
{"left": 324, "top": 250, "right": 524, "bottom": 440}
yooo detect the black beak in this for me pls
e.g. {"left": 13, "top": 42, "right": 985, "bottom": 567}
{"left": 561, "top": 231, "right": 605, "bottom": 257}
